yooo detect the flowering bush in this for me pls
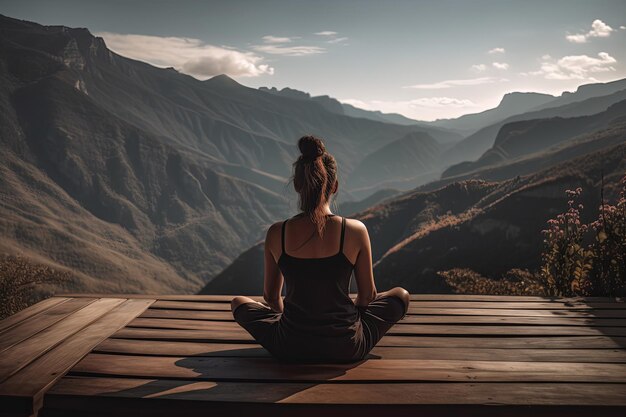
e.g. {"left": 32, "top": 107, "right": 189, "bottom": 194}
{"left": 540, "top": 174, "right": 626, "bottom": 297}
{"left": 539, "top": 187, "right": 593, "bottom": 296}
{"left": 588, "top": 175, "right": 626, "bottom": 296}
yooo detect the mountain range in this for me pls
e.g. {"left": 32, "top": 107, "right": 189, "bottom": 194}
{"left": 443, "top": 99, "right": 626, "bottom": 178}
{"left": 1, "top": 14, "right": 625, "bottom": 295}
{"left": 0, "top": 14, "right": 457, "bottom": 292}
{"left": 202, "top": 122, "right": 626, "bottom": 294}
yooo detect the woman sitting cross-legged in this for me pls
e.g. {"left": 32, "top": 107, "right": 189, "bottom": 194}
{"left": 231, "top": 135, "right": 410, "bottom": 363}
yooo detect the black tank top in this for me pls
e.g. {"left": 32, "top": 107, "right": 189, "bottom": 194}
{"left": 277, "top": 214, "right": 360, "bottom": 338}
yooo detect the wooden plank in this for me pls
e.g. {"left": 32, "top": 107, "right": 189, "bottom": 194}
{"left": 0, "top": 297, "right": 69, "bottom": 334}
{"left": 387, "top": 325, "right": 626, "bottom": 337}
{"left": 111, "top": 328, "right": 626, "bottom": 348}
{"left": 127, "top": 317, "right": 626, "bottom": 337}
{"left": 45, "top": 376, "right": 626, "bottom": 408}
{"left": 0, "top": 298, "right": 96, "bottom": 353}
{"left": 94, "top": 339, "right": 626, "bottom": 362}
{"left": 113, "top": 327, "right": 252, "bottom": 342}
{"left": 95, "top": 339, "right": 272, "bottom": 357}
{"left": 141, "top": 306, "right": 626, "bottom": 319}
{"left": 139, "top": 308, "right": 626, "bottom": 326}
{"left": 407, "top": 308, "right": 626, "bottom": 317}
{"left": 365, "top": 347, "right": 626, "bottom": 362}
{"left": 69, "top": 353, "right": 626, "bottom": 383}
{"left": 381, "top": 335, "right": 626, "bottom": 349}
{"left": 409, "top": 301, "right": 626, "bottom": 309}
{"left": 0, "top": 299, "right": 154, "bottom": 416}
{"left": 58, "top": 293, "right": 624, "bottom": 303}
{"left": 396, "top": 315, "right": 626, "bottom": 326}
{"left": 151, "top": 300, "right": 234, "bottom": 311}
{"left": 0, "top": 298, "right": 125, "bottom": 384}
{"left": 140, "top": 309, "right": 235, "bottom": 321}
{"left": 151, "top": 300, "right": 626, "bottom": 312}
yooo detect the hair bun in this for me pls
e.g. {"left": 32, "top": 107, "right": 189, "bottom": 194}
{"left": 298, "top": 135, "right": 326, "bottom": 160}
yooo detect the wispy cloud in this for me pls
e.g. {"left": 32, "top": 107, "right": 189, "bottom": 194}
{"left": 312, "top": 30, "right": 348, "bottom": 45}
{"left": 470, "top": 64, "right": 487, "bottom": 72}
{"left": 327, "top": 37, "right": 349, "bottom": 44}
{"left": 252, "top": 29, "right": 348, "bottom": 55}
{"left": 252, "top": 44, "right": 326, "bottom": 56}
{"left": 404, "top": 76, "right": 507, "bottom": 89}
{"left": 524, "top": 52, "right": 617, "bottom": 80}
{"left": 315, "top": 31, "right": 338, "bottom": 36}
{"left": 492, "top": 62, "right": 509, "bottom": 70}
{"left": 96, "top": 32, "right": 274, "bottom": 78}
{"left": 262, "top": 35, "right": 295, "bottom": 44}
{"left": 488, "top": 47, "right": 505, "bottom": 54}
{"left": 566, "top": 19, "right": 614, "bottom": 43}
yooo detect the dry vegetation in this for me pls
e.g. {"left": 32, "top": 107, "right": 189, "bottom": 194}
{"left": 539, "top": 174, "right": 626, "bottom": 297}
{"left": 438, "top": 173, "right": 626, "bottom": 297}
{"left": 438, "top": 268, "right": 546, "bottom": 296}
{"left": 0, "top": 255, "right": 72, "bottom": 319}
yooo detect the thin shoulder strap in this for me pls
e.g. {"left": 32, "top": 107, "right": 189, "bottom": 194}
{"left": 281, "top": 219, "right": 288, "bottom": 255}
{"left": 339, "top": 216, "right": 346, "bottom": 254}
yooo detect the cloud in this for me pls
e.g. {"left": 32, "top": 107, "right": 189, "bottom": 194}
{"left": 327, "top": 37, "right": 349, "bottom": 44}
{"left": 96, "top": 32, "right": 273, "bottom": 79}
{"left": 254, "top": 33, "right": 328, "bottom": 56}
{"left": 312, "top": 31, "right": 348, "bottom": 44}
{"left": 252, "top": 44, "right": 326, "bottom": 56}
{"left": 408, "top": 97, "right": 476, "bottom": 107}
{"left": 470, "top": 64, "right": 487, "bottom": 72}
{"left": 339, "top": 97, "right": 477, "bottom": 121}
{"left": 527, "top": 52, "right": 617, "bottom": 80}
{"left": 587, "top": 19, "right": 613, "bottom": 36}
{"left": 620, "top": 25, "right": 626, "bottom": 30}
{"left": 262, "top": 35, "right": 294, "bottom": 43}
{"left": 492, "top": 62, "right": 509, "bottom": 70}
{"left": 404, "top": 76, "right": 507, "bottom": 89}
{"left": 566, "top": 34, "right": 588, "bottom": 43}
{"left": 340, "top": 97, "right": 476, "bottom": 109}
{"left": 488, "top": 47, "right": 505, "bottom": 54}
{"left": 566, "top": 19, "right": 614, "bottom": 43}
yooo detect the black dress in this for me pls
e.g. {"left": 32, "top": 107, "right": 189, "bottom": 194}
{"left": 233, "top": 214, "right": 406, "bottom": 363}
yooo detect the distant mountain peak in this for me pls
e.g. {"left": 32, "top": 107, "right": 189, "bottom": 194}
{"left": 204, "top": 73, "right": 241, "bottom": 86}
{"left": 259, "top": 86, "right": 311, "bottom": 100}
{"left": 498, "top": 91, "right": 555, "bottom": 107}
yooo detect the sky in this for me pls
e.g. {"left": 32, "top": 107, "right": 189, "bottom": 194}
{"left": 2, "top": 0, "right": 626, "bottom": 121}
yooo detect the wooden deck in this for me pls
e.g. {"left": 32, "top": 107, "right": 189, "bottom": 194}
{"left": 1, "top": 294, "right": 625, "bottom": 417}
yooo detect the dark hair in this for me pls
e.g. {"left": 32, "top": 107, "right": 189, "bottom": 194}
{"left": 291, "top": 135, "right": 338, "bottom": 237}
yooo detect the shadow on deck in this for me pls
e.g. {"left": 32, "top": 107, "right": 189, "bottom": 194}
{"left": 0, "top": 294, "right": 625, "bottom": 417}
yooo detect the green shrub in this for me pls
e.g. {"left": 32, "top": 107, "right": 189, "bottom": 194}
{"left": 540, "top": 173, "right": 626, "bottom": 297}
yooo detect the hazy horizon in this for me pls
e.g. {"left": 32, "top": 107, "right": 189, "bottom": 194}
{"left": 2, "top": 0, "right": 626, "bottom": 121}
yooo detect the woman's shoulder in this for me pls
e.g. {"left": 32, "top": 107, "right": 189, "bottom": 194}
{"left": 266, "top": 219, "right": 285, "bottom": 237}
{"left": 343, "top": 217, "right": 368, "bottom": 233}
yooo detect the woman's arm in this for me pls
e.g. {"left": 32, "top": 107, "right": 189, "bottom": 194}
{"left": 263, "top": 223, "right": 284, "bottom": 313}
{"left": 352, "top": 220, "right": 377, "bottom": 307}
